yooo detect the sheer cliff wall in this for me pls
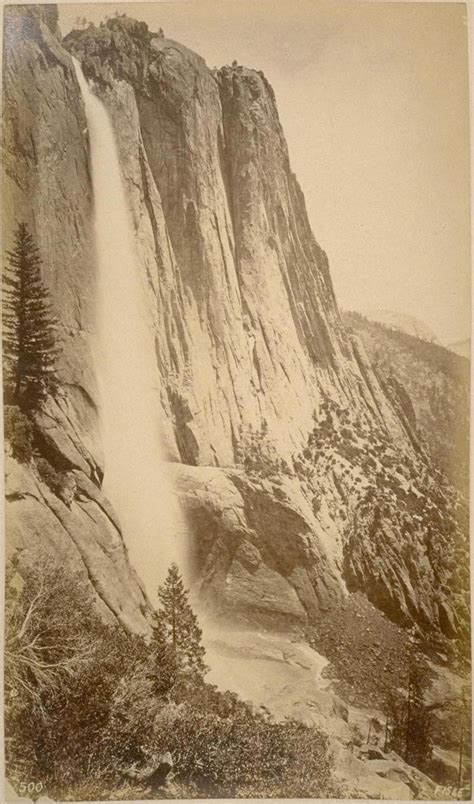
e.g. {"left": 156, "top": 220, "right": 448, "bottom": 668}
{"left": 2, "top": 7, "right": 469, "bottom": 643}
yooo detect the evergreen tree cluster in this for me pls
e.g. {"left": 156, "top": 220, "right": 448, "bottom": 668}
{"left": 3, "top": 222, "right": 60, "bottom": 411}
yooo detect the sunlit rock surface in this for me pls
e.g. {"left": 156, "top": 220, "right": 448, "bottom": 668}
{"left": 3, "top": 6, "right": 98, "bottom": 453}
{"left": 170, "top": 463, "right": 345, "bottom": 628}
{"left": 63, "top": 19, "right": 412, "bottom": 467}
{"left": 2, "top": 0, "right": 469, "bottom": 740}
{"left": 60, "top": 16, "right": 468, "bottom": 639}
{"left": 5, "top": 452, "right": 152, "bottom": 635}
{"left": 3, "top": 7, "right": 470, "bottom": 797}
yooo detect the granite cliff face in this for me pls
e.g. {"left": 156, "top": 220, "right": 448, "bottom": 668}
{"left": 63, "top": 17, "right": 410, "bottom": 467}
{"left": 3, "top": 6, "right": 152, "bottom": 634}
{"left": 3, "top": 8, "right": 469, "bottom": 649}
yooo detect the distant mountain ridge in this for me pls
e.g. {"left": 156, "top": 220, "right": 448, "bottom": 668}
{"left": 356, "top": 307, "right": 440, "bottom": 344}
{"left": 344, "top": 310, "right": 470, "bottom": 495}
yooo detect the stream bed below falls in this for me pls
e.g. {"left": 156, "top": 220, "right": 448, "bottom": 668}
{"left": 203, "top": 626, "right": 457, "bottom": 800}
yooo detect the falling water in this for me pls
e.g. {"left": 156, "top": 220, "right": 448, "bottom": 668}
{"left": 73, "top": 60, "right": 188, "bottom": 598}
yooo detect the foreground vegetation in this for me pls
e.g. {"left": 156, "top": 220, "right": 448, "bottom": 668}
{"left": 5, "top": 557, "right": 338, "bottom": 801}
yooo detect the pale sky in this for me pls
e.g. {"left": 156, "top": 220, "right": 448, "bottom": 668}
{"left": 59, "top": 0, "right": 471, "bottom": 344}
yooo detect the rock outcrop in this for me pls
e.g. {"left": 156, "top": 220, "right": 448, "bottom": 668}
{"left": 2, "top": 7, "right": 469, "bottom": 647}
{"left": 203, "top": 625, "right": 440, "bottom": 800}
{"left": 3, "top": 6, "right": 99, "bottom": 467}
{"left": 4, "top": 442, "right": 152, "bottom": 636}
{"left": 63, "top": 18, "right": 410, "bottom": 467}
{"left": 3, "top": 6, "right": 152, "bottom": 632}
{"left": 344, "top": 311, "right": 470, "bottom": 495}
{"left": 61, "top": 15, "right": 468, "bottom": 640}
{"left": 170, "top": 463, "right": 345, "bottom": 629}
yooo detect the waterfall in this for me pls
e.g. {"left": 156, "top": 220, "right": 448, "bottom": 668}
{"left": 73, "top": 60, "right": 188, "bottom": 598}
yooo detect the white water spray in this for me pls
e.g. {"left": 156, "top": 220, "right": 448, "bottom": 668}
{"left": 73, "top": 60, "right": 188, "bottom": 597}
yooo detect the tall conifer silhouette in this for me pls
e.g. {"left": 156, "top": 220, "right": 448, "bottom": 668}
{"left": 3, "top": 223, "right": 60, "bottom": 409}
{"left": 156, "top": 563, "right": 207, "bottom": 678}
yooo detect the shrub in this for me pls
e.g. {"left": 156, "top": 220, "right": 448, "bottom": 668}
{"left": 4, "top": 405, "right": 34, "bottom": 462}
{"left": 5, "top": 556, "right": 105, "bottom": 793}
{"left": 147, "top": 686, "right": 337, "bottom": 798}
{"left": 5, "top": 556, "right": 338, "bottom": 801}
{"left": 5, "top": 555, "right": 150, "bottom": 798}
{"left": 35, "top": 457, "right": 75, "bottom": 505}
{"left": 242, "top": 420, "right": 285, "bottom": 478}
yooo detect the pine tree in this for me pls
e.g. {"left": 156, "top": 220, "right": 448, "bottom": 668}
{"left": 156, "top": 563, "right": 207, "bottom": 679}
{"left": 387, "top": 630, "right": 433, "bottom": 770}
{"left": 149, "top": 617, "right": 178, "bottom": 697}
{"left": 3, "top": 223, "right": 60, "bottom": 410}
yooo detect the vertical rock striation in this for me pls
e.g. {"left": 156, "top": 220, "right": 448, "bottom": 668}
{"left": 3, "top": 6, "right": 153, "bottom": 633}
{"left": 63, "top": 16, "right": 467, "bottom": 641}
{"left": 2, "top": 8, "right": 468, "bottom": 643}
{"left": 3, "top": 6, "right": 97, "bottom": 452}
{"left": 64, "top": 20, "right": 411, "bottom": 468}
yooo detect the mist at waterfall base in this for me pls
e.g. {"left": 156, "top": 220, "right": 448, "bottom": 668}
{"left": 73, "top": 60, "right": 189, "bottom": 600}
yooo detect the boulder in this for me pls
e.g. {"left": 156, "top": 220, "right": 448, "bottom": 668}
{"left": 170, "top": 463, "right": 344, "bottom": 628}
{"left": 147, "top": 752, "right": 174, "bottom": 794}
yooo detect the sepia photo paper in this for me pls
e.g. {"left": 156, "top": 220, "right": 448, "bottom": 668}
{"left": 1, "top": 0, "right": 472, "bottom": 801}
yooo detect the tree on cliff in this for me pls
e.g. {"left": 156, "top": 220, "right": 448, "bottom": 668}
{"left": 386, "top": 630, "right": 433, "bottom": 770}
{"left": 154, "top": 563, "right": 207, "bottom": 680}
{"left": 3, "top": 222, "right": 60, "bottom": 410}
